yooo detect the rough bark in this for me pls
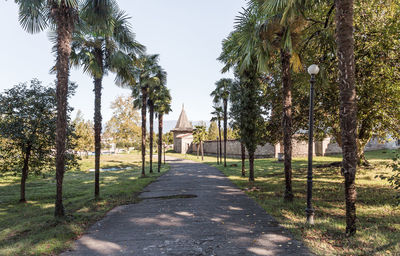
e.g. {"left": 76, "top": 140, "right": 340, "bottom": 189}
{"left": 141, "top": 87, "right": 148, "bottom": 176}
{"left": 149, "top": 101, "right": 154, "bottom": 173}
{"left": 218, "top": 119, "right": 222, "bottom": 162}
{"left": 336, "top": 0, "right": 358, "bottom": 236}
{"left": 281, "top": 48, "right": 294, "bottom": 202}
{"left": 20, "top": 144, "right": 32, "bottom": 203}
{"left": 223, "top": 99, "right": 228, "bottom": 167}
{"left": 241, "top": 142, "right": 246, "bottom": 177}
{"left": 216, "top": 136, "right": 220, "bottom": 164}
{"left": 249, "top": 151, "right": 255, "bottom": 182}
{"left": 158, "top": 114, "right": 163, "bottom": 173}
{"left": 93, "top": 77, "right": 102, "bottom": 198}
{"left": 54, "top": 3, "right": 74, "bottom": 217}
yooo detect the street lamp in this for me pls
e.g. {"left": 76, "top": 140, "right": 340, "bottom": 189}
{"left": 306, "top": 64, "right": 319, "bottom": 225}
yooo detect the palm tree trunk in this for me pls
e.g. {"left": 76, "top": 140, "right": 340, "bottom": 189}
{"left": 249, "top": 151, "right": 255, "bottom": 181}
{"left": 218, "top": 119, "right": 222, "bottom": 163}
{"left": 94, "top": 76, "right": 102, "bottom": 198}
{"left": 197, "top": 144, "right": 200, "bottom": 158}
{"left": 141, "top": 87, "right": 147, "bottom": 176}
{"left": 241, "top": 142, "right": 246, "bottom": 177}
{"left": 20, "top": 144, "right": 32, "bottom": 203}
{"left": 149, "top": 101, "right": 154, "bottom": 173}
{"left": 216, "top": 137, "right": 219, "bottom": 164}
{"left": 54, "top": 7, "right": 74, "bottom": 217}
{"left": 336, "top": 0, "right": 357, "bottom": 236}
{"left": 158, "top": 113, "right": 163, "bottom": 173}
{"left": 223, "top": 99, "right": 228, "bottom": 167}
{"left": 281, "top": 48, "right": 294, "bottom": 202}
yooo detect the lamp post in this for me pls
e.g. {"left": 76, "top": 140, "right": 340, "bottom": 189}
{"left": 306, "top": 64, "right": 319, "bottom": 225}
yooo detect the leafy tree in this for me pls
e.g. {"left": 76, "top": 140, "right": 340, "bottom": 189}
{"left": 15, "top": 0, "right": 79, "bottom": 217}
{"left": 154, "top": 86, "right": 172, "bottom": 172}
{"left": 0, "top": 79, "right": 78, "bottom": 203}
{"left": 104, "top": 96, "right": 141, "bottom": 152}
{"left": 72, "top": 110, "right": 94, "bottom": 158}
{"left": 193, "top": 125, "right": 208, "bottom": 161}
{"left": 163, "top": 132, "right": 174, "bottom": 145}
{"left": 207, "top": 121, "right": 218, "bottom": 141}
{"left": 211, "top": 78, "right": 233, "bottom": 167}
{"left": 70, "top": 0, "right": 144, "bottom": 198}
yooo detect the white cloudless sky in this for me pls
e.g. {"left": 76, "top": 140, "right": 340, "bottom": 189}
{"left": 0, "top": 0, "right": 246, "bottom": 123}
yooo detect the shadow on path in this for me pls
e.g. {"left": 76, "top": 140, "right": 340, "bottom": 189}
{"left": 62, "top": 157, "right": 312, "bottom": 256}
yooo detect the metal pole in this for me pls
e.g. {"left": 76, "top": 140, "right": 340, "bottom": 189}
{"left": 306, "top": 74, "right": 315, "bottom": 224}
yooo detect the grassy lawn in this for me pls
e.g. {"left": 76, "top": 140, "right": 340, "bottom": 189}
{"left": 168, "top": 150, "right": 400, "bottom": 256}
{"left": 0, "top": 152, "right": 168, "bottom": 256}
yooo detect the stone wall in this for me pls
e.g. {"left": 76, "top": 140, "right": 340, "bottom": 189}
{"left": 199, "top": 136, "right": 398, "bottom": 159}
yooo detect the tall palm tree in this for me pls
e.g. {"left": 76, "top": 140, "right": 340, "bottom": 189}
{"left": 70, "top": 0, "right": 144, "bottom": 198}
{"left": 211, "top": 104, "right": 223, "bottom": 164}
{"left": 261, "top": 0, "right": 358, "bottom": 234}
{"left": 15, "top": 0, "right": 78, "bottom": 217}
{"left": 147, "top": 71, "right": 166, "bottom": 173}
{"left": 154, "top": 86, "right": 172, "bottom": 172}
{"left": 211, "top": 79, "right": 233, "bottom": 167}
{"left": 117, "top": 54, "right": 165, "bottom": 176}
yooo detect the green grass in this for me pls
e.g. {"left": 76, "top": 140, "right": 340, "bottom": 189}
{"left": 0, "top": 152, "right": 168, "bottom": 256}
{"left": 168, "top": 150, "right": 400, "bottom": 256}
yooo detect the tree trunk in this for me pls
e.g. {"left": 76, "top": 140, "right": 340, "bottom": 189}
{"left": 216, "top": 137, "right": 219, "bottom": 164}
{"left": 218, "top": 119, "right": 222, "bottom": 163}
{"left": 249, "top": 151, "right": 255, "bottom": 182}
{"left": 281, "top": 48, "right": 294, "bottom": 202}
{"left": 336, "top": 0, "right": 357, "bottom": 236}
{"left": 223, "top": 99, "right": 228, "bottom": 167}
{"left": 93, "top": 76, "right": 102, "bottom": 199}
{"left": 197, "top": 143, "right": 200, "bottom": 158}
{"left": 164, "top": 143, "right": 166, "bottom": 164}
{"left": 141, "top": 87, "right": 148, "bottom": 176}
{"left": 54, "top": 5, "right": 74, "bottom": 217}
{"left": 20, "top": 144, "right": 32, "bottom": 203}
{"left": 241, "top": 142, "right": 246, "bottom": 177}
{"left": 149, "top": 101, "right": 154, "bottom": 173}
{"left": 158, "top": 114, "right": 163, "bottom": 172}
{"left": 201, "top": 141, "right": 204, "bottom": 161}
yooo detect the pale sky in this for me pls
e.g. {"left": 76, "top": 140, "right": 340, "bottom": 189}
{"left": 0, "top": 0, "right": 246, "bottom": 123}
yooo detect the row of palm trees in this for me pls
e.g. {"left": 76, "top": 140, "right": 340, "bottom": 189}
{"left": 217, "top": 0, "right": 358, "bottom": 236}
{"left": 15, "top": 0, "right": 171, "bottom": 217}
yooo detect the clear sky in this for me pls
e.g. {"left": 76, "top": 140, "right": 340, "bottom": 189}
{"left": 0, "top": 0, "right": 246, "bottom": 123}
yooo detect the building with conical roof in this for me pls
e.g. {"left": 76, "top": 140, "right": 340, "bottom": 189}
{"left": 172, "top": 105, "right": 194, "bottom": 153}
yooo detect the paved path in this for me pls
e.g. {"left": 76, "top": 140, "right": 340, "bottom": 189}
{"left": 62, "top": 158, "right": 311, "bottom": 256}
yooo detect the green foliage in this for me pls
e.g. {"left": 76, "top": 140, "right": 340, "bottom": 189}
{"left": 207, "top": 121, "right": 218, "bottom": 140}
{"left": 377, "top": 150, "right": 400, "bottom": 203}
{"left": 72, "top": 110, "right": 94, "bottom": 156}
{"left": 104, "top": 96, "right": 141, "bottom": 150}
{"left": 163, "top": 132, "right": 174, "bottom": 145}
{"left": 0, "top": 79, "right": 78, "bottom": 176}
{"left": 193, "top": 125, "right": 208, "bottom": 144}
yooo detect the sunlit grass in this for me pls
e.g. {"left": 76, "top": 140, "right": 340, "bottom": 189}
{"left": 169, "top": 149, "right": 400, "bottom": 255}
{"left": 0, "top": 152, "right": 168, "bottom": 256}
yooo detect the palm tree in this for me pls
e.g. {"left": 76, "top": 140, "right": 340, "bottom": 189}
{"left": 117, "top": 54, "right": 165, "bottom": 176}
{"left": 15, "top": 0, "right": 79, "bottom": 217}
{"left": 211, "top": 79, "right": 233, "bottom": 167}
{"left": 211, "top": 104, "right": 223, "bottom": 164}
{"left": 261, "top": 0, "right": 358, "bottom": 234}
{"left": 193, "top": 125, "right": 207, "bottom": 161}
{"left": 154, "top": 86, "right": 172, "bottom": 172}
{"left": 70, "top": 0, "right": 144, "bottom": 198}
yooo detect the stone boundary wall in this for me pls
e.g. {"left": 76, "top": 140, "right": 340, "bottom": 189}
{"left": 198, "top": 136, "right": 398, "bottom": 159}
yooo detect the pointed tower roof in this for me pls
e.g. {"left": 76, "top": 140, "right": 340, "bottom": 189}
{"left": 172, "top": 104, "right": 193, "bottom": 132}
